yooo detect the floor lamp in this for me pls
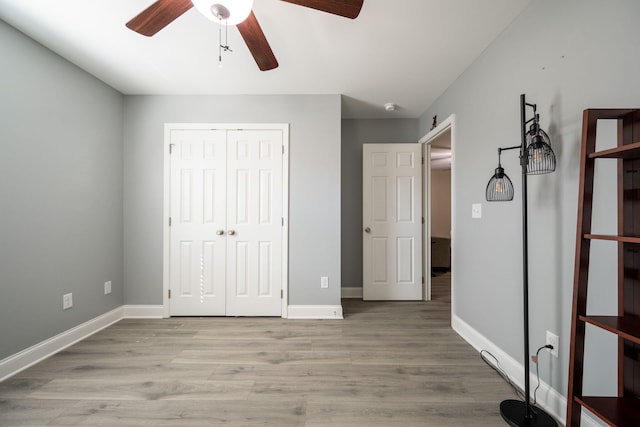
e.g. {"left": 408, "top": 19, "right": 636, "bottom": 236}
{"left": 485, "top": 94, "right": 558, "bottom": 426}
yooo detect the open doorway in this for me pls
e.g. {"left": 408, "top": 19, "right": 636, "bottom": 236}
{"left": 420, "top": 115, "right": 454, "bottom": 303}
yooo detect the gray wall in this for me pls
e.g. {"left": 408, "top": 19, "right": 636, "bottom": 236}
{"left": 419, "top": 0, "right": 640, "bottom": 399}
{"left": 123, "top": 95, "right": 342, "bottom": 306}
{"left": 341, "top": 119, "right": 419, "bottom": 289}
{"left": 431, "top": 170, "right": 451, "bottom": 238}
{"left": 0, "top": 20, "right": 124, "bottom": 359}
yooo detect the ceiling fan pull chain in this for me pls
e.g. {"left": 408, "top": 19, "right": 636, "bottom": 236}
{"left": 224, "top": 20, "right": 232, "bottom": 53}
{"left": 218, "top": 17, "right": 223, "bottom": 66}
{"left": 218, "top": 18, "right": 232, "bottom": 68}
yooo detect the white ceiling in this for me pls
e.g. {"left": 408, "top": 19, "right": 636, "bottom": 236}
{"left": 0, "top": 0, "right": 530, "bottom": 119}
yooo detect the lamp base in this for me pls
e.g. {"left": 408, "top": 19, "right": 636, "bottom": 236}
{"left": 500, "top": 400, "right": 557, "bottom": 426}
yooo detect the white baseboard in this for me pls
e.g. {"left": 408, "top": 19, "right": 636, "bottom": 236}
{"left": 122, "top": 304, "right": 165, "bottom": 318}
{"left": 341, "top": 287, "right": 363, "bottom": 299}
{"left": 0, "top": 305, "right": 165, "bottom": 382}
{"left": 0, "top": 306, "right": 124, "bottom": 382}
{"left": 452, "top": 314, "right": 606, "bottom": 427}
{"left": 287, "top": 305, "right": 344, "bottom": 319}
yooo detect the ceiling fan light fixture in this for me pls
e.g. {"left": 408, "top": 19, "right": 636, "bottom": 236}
{"left": 384, "top": 103, "right": 397, "bottom": 112}
{"left": 192, "top": 0, "right": 254, "bottom": 25}
{"left": 126, "top": 0, "right": 363, "bottom": 71}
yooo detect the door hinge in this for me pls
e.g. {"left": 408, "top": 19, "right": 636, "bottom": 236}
{"left": 422, "top": 216, "right": 425, "bottom": 224}
{"left": 281, "top": 289, "right": 284, "bottom": 299}
{"left": 422, "top": 156, "right": 424, "bottom": 164}
{"left": 422, "top": 276, "right": 425, "bottom": 284}
{"left": 282, "top": 145, "right": 285, "bottom": 155}
{"left": 169, "top": 217, "right": 172, "bottom": 227}
{"left": 282, "top": 217, "right": 284, "bottom": 226}
{"left": 169, "top": 144, "right": 175, "bottom": 154}
{"left": 168, "top": 289, "right": 171, "bottom": 299}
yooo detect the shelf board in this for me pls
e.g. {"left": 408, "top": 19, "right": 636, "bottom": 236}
{"left": 589, "top": 141, "right": 640, "bottom": 159}
{"left": 579, "top": 315, "right": 640, "bottom": 344}
{"left": 576, "top": 396, "right": 640, "bottom": 427}
{"left": 584, "top": 234, "right": 640, "bottom": 243}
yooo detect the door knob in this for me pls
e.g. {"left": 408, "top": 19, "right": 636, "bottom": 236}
{"left": 364, "top": 227, "right": 371, "bottom": 233}
{"left": 216, "top": 230, "right": 224, "bottom": 236}
{"left": 227, "top": 230, "right": 236, "bottom": 236}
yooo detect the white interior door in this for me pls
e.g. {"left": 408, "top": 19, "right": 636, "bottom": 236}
{"left": 226, "top": 130, "right": 283, "bottom": 316}
{"left": 169, "top": 128, "right": 283, "bottom": 316}
{"left": 169, "top": 129, "right": 227, "bottom": 315}
{"left": 363, "top": 143, "right": 422, "bottom": 300}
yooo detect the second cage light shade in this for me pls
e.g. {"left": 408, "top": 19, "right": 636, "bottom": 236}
{"left": 486, "top": 151, "right": 514, "bottom": 202}
{"left": 525, "top": 124, "right": 556, "bottom": 175}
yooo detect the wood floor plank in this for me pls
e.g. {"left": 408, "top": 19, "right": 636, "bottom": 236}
{"left": 0, "top": 399, "right": 78, "bottom": 426}
{"left": 248, "top": 377, "right": 479, "bottom": 404}
{"left": 0, "top": 377, "right": 53, "bottom": 398}
{"left": 157, "top": 338, "right": 315, "bottom": 351}
{"left": 28, "top": 379, "right": 254, "bottom": 401}
{"left": 305, "top": 400, "right": 508, "bottom": 427}
{"left": 13, "top": 361, "right": 218, "bottom": 381}
{"left": 172, "top": 350, "right": 352, "bottom": 366}
{"left": 49, "top": 400, "right": 307, "bottom": 426}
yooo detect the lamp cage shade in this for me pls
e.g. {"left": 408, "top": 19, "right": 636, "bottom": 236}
{"left": 486, "top": 166, "right": 514, "bottom": 201}
{"left": 526, "top": 127, "right": 556, "bottom": 175}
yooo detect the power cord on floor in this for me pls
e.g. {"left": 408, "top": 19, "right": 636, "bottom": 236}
{"left": 532, "top": 344, "right": 554, "bottom": 405}
{"left": 480, "top": 349, "right": 525, "bottom": 401}
{"left": 480, "top": 344, "right": 554, "bottom": 406}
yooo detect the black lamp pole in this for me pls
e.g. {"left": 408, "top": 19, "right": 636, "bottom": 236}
{"left": 488, "top": 94, "right": 557, "bottom": 427}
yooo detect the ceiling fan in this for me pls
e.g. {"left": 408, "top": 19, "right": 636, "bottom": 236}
{"left": 126, "top": 0, "right": 364, "bottom": 71}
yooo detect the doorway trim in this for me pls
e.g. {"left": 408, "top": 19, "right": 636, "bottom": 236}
{"left": 162, "top": 123, "right": 290, "bottom": 318}
{"left": 419, "top": 114, "right": 455, "bottom": 309}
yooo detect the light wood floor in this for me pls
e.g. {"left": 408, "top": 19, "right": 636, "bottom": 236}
{"left": 0, "top": 274, "right": 516, "bottom": 426}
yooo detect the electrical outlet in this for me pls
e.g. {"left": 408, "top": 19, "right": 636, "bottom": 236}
{"left": 104, "top": 281, "right": 112, "bottom": 295}
{"left": 546, "top": 331, "right": 559, "bottom": 357}
{"left": 63, "top": 293, "right": 73, "bottom": 310}
{"left": 321, "top": 276, "right": 329, "bottom": 289}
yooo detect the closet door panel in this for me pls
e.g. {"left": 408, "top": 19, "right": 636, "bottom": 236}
{"left": 169, "top": 129, "right": 227, "bottom": 316}
{"left": 226, "top": 130, "right": 283, "bottom": 316}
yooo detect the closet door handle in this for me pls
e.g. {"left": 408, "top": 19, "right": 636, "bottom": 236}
{"left": 216, "top": 230, "right": 224, "bottom": 236}
{"left": 364, "top": 227, "right": 371, "bottom": 233}
{"left": 227, "top": 230, "right": 236, "bottom": 236}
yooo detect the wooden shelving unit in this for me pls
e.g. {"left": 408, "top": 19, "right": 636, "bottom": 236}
{"left": 567, "top": 109, "right": 640, "bottom": 426}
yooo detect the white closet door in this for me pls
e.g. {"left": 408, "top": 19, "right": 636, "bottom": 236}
{"left": 169, "top": 130, "right": 227, "bottom": 315}
{"left": 226, "top": 130, "right": 283, "bottom": 316}
{"left": 363, "top": 143, "right": 422, "bottom": 300}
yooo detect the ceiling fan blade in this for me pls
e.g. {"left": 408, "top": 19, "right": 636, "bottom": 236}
{"left": 279, "top": 0, "right": 363, "bottom": 19}
{"left": 126, "top": 0, "right": 194, "bottom": 36}
{"left": 237, "top": 11, "right": 279, "bottom": 71}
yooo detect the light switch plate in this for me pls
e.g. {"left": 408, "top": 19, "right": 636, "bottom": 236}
{"left": 472, "top": 203, "right": 482, "bottom": 219}
{"left": 63, "top": 293, "right": 73, "bottom": 310}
